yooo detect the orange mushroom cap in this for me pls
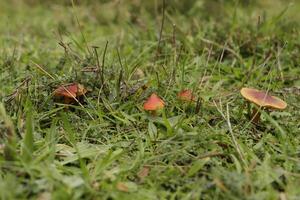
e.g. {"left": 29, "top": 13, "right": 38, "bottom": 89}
{"left": 240, "top": 88, "right": 287, "bottom": 110}
{"left": 177, "top": 89, "right": 195, "bottom": 102}
{"left": 54, "top": 83, "right": 87, "bottom": 98}
{"left": 143, "top": 93, "right": 165, "bottom": 111}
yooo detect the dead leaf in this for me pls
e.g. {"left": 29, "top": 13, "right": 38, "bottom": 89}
{"left": 137, "top": 166, "right": 150, "bottom": 180}
{"left": 116, "top": 181, "right": 138, "bottom": 193}
{"left": 214, "top": 178, "right": 228, "bottom": 192}
{"left": 132, "top": 68, "right": 145, "bottom": 80}
{"left": 81, "top": 67, "right": 99, "bottom": 73}
{"left": 37, "top": 192, "right": 51, "bottom": 200}
{"left": 116, "top": 182, "right": 129, "bottom": 192}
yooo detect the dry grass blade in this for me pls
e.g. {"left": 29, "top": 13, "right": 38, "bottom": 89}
{"left": 213, "top": 100, "right": 247, "bottom": 166}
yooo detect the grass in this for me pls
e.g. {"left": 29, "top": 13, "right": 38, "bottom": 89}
{"left": 0, "top": 0, "right": 300, "bottom": 199}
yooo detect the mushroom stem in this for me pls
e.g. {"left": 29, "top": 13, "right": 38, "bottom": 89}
{"left": 150, "top": 110, "right": 157, "bottom": 116}
{"left": 250, "top": 107, "right": 261, "bottom": 124}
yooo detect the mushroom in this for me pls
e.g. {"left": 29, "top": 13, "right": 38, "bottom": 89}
{"left": 177, "top": 89, "right": 200, "bottom": 113}
{"left": 240, "top": 87, "right": 287, "bottom": 124}
{"left": 53, "top": 83, "right": 87, "bottom": 104}
{"left": 177, "top": 89, "right": 195, "bottom": 102}
{"left": 143, "top": 93, "right": 165, "bottom": 115}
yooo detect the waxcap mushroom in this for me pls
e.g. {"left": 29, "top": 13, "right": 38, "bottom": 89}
{"left": 177, "top": 89, "right": 195, "bottom": 102}
{"left": 143, "top": 93, "right": 165, "bottom": 111}
{"left": 240, "top": 88, "right": 287, "bottom": 110}
{"left": 54, "top": 83, "right": 87, "bottom": 98}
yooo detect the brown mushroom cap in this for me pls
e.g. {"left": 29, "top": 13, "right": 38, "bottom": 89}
{"left": 143, "top": 93, "right": 165, "bottom": 111}
{"left": 177, "top": 89, "right": 195, "bottom": 102}
{"left": 240, "top": 88, "right": 287, "bottom": 110}
{"left": 54, "top": 83, "right": 87, "bottom": 98}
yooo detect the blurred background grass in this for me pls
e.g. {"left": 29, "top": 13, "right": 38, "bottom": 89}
{"left": 0, "top": 0, "right": 299, "bottom": 90}
{"left": 4, "top": 0, "right": 300, "bottom": 24}
{"left": 1, "top": 0, "right": 299, "bottom": 45}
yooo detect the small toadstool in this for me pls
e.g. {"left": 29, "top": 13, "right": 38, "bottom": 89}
{"left": 240, "top": 87, "right": 287, "bottom": 123}
{"left": 177, "top": 89, "right": 195, "bottom": 102}
{"left": 143, "top": 93, "right": 165, "bottom": 115}
{"left": 53, "top": 83, "right": 87, "bottom": 104}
